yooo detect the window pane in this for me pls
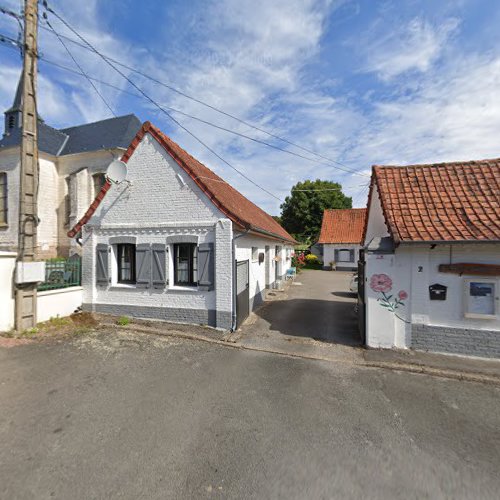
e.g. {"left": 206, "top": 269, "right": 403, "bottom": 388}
{"left": 468, "top": 282, "right": 495, "bottom": 315}
{"left": 175, "top": 243, "right": 197, "bottom": 285}
{"left": 0, "top": 173, "right": 7, "bottom": 224}
{"left": 338, "top": 250, "right": 350, "bottom": 262}
{"left": 118, "top": 244, "right": 136, "bottom": 283}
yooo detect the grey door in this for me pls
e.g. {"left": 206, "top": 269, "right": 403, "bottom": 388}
{"left": 357, "top": 252, "right": 366, "bottom": 344}
{"left": 265, "top": 246, "right": 270, "bottom": 288}
{"left": 236, "top": 260, "right": 249, "bottom": 329}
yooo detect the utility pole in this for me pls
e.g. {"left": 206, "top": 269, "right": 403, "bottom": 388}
{"left": 15, "top": 0, "right": 39, "bottom": 331}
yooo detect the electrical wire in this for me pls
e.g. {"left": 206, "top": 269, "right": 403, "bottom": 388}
{"left": 33, "top": 6, "right": 367, "bottom": 177}
{"left": 42, "top": 3, "right": 283, "bottom": 202}
{"left": 43, "top": 17, "right": 116, "bottom": 117}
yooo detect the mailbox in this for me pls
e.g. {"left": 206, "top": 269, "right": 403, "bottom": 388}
{"left": 429, "top": 283, "right": 447, "bottom": 300}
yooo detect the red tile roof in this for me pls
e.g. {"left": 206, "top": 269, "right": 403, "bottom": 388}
{"left": 68, "top": 122, "right": 295, "bottom": 243}
{"left": 318, "top": 208, "right": 367, "bottom": 244}
{"left": 368, "top": 159, "right": 500, "bottom": 244}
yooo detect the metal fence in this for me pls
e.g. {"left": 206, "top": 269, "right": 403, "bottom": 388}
{"left": 38, "top": 256, "right": 82, "bottom": 292}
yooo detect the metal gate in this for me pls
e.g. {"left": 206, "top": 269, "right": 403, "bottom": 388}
{"left": 236, "top": 260, "right": 249, "bottom": 329}
{"left": 357, "top": 251, "right": 366, "bottom": 344}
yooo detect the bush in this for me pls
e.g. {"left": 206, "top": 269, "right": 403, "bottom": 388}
{"left": 305, "top": 254, "right": 319, "bottom": 264}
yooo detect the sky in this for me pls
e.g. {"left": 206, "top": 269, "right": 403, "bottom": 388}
{"left": 1, "top": 0, "right": 500, "bottom": 215}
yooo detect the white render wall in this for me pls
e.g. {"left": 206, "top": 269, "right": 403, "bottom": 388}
{"left": 235, "top": 234, "right": 293, "bottom": 310}
{"left": 363, "top": 183, "right": 389, "bottom": 245}
{"left": 0, "top": 251, "right": 16, "bottom": 332}
{"left": 37, "top": 286, "right": 83, "bottom": 323}
{"left": 323, "top": 243, "right": 360, "bottom": 270}
{"left": 0, "top": 150, "right": 20, "bottom": 251}
{"left": 365, "top": 243, "right": 500, "bottom": 349}
{"left": 37, "top": 156, "right": 59, "bottom": 257}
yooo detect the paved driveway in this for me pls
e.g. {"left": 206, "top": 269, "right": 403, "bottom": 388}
{"left": 241, "top": 269, "right": 360, "bottom": 346}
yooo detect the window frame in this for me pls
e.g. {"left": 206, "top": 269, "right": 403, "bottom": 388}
{"left": 0, "top": 172, "right": 7, "bottom": 226}
{"left": 117, "top": 243, "right": 136, "bottom": 284}
{"left": 251, "top": 246, "right": 259, "bottom": 262}
{"left": 337, "top": 249, "right": 353, "bottom": 263}
{"left": 174, "top": 243, "right": 198, "bottom": 287}
{"left": 463, "top": 278, "right": 498, "bottom": 319}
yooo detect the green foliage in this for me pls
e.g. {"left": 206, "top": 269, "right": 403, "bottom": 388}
{"left": 280, "top": 179, "right": 351, "bottom": 243}
{"left": 117, "top": 316, "right": 131, "bottom": 326}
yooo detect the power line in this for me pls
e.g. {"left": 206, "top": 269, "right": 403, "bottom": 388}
{"left": 42, "top": 2, "right": 283, "bottom": 202}
{"left": 33, "top": 8, "right": 367, "bottom": 177}
{"left": 0, "top": 35, "right": 372, "bottom": 200}
{"left": 43, "top": 16, "right": 116, "bottom": 117}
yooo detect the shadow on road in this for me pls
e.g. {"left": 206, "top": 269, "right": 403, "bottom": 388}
{"left": 253, "top": 297, "right": 361, "bottom": 346}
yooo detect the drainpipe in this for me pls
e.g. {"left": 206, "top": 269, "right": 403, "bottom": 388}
{"left": 231, "top": 228, "right": 250, "bottom": 332}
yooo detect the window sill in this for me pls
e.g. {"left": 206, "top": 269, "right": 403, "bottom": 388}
{"left": 168, "top": 285, "right": 199, "bottom": 292}
{"left": 0, "top": 223, "right": 8, "bottom": 229}
{"left": 110, "top": 283, "right": 137, "bottom": 290}
{"left": 464, "top": 313, "right": 497, "bottom": 320}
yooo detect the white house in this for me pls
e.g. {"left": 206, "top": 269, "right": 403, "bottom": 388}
{"left": 69, "top": 121, "right": 295, "bottom": 330}
{"left": 363, "top": 159, "right": 500, "bottom": 358}
{"left": 317, "top": 208, "right": 367, "bottom": 270}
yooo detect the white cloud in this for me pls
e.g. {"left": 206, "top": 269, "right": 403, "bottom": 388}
{"left": 361, "top": 17, "right": 460, "bottom": 80}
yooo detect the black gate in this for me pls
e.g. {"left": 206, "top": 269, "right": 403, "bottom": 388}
{"left": 236, "top": 260, "right": 249, "bottom": 329}
{"left": 357, "top": 251, "right": 366, "bottom": 344}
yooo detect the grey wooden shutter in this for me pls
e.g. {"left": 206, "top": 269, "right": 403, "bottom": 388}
{"left": 349, "top": 249, "right": 355, "bottom": 262}
{"left": 152, "top": 244, "right": 167, "bottom": 288}
{"left": 136, "top": 244, "right": 152, "bottom": 288}
{"left": 197, "top": 243, "right": 214, "bottom": 291}
{"left": 96, "top": 244, "right": 109, "bottom": 285}
{"left": 334, "top": 249, "right": 339, "bottom": 262}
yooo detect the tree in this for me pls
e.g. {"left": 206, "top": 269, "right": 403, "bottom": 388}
{"left": 280, "top": 179, "right": 352, "bottom": 244}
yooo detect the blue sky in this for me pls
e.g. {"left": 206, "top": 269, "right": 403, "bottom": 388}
{"left": 1, "top": 0, "right": 500, "bottom": 214}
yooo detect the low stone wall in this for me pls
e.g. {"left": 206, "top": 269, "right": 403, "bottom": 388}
{"left": 411, "top": 323, "right": 500, "bottom": 358}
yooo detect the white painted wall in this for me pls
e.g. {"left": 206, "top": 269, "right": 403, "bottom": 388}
{"left": 37, "top": 286, "right": 83, "bottom": 323}
{"left": 0, "top": 149, "right": 20, "bottom": 251}
{"left": 0, "top": 251, "right": 16, "bottom": 332}
{"left": 37, "top": 156, "right": 59, "bottom": 257}
{"left": 365, "top": 243, "right": 500, "bottom": 348}
{"left": 323, "top": 244, "right": 360, "bottom": 269}
{"left": 363, "top": 184, "right": 389, "bottom": 246}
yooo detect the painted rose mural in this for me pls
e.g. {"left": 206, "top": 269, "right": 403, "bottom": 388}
{"left": 370, "top": 274, "right": 408, "bottom": 312}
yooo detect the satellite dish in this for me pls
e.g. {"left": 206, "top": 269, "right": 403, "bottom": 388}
{"left": 106, "top": 160, "right": 127, "bottom": 184}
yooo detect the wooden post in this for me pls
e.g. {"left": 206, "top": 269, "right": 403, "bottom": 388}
{"left": 15, "top": 0, "right": 39, "bottom": 331}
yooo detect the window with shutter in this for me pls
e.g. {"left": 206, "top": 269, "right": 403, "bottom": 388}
{"left": 174, "top": 243, "right": 197, "bottom": 286}
{"left": 0, "top": 173, "right": 7, "bottom": 225}
{"left": 117, "top": 244, "right": 136, "bottom": 284}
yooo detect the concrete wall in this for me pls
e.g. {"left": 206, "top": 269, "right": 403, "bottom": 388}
{"left": 365, "top": 243, "right": 500, "bottom": 357}
{"left": 0, "top": 251, "right": 16, "bottom": 332}
{"left": 323, "top": 243, "right": 360, "bottom": 270}
{"left": 37, "top": 286, "right": 83, "bottom": 323}
{"left": 81, "top": 134, "right": 233, "bottom": 329}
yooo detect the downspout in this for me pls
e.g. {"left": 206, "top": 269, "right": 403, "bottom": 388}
{"left": 231, "top": 228, "right": 250, "bottom": 332}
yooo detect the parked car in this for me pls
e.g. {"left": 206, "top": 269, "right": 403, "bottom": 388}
{"left": 349, "top": 274, "right": 358, "bottom": 293}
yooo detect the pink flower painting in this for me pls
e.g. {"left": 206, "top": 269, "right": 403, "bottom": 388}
{"left": 370, "top": 274, "right": 408, "bottom": 312}
{"left": 370, "top": 274, "right": 393, "bottom": 293}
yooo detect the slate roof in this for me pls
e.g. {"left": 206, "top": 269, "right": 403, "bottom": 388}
{"left": 369, "top": 159, "right": 500, "bottom": 244}
{"left": 0, "top": 114, "right": 141, "bottom": 157}
{"left": 318, "top": 208, "right": 367, "bottom": 244}
{"left": 69, "top": 121, "right": 296, "bottom": 244}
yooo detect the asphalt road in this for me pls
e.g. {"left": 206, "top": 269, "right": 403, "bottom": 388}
{"left": 243, "top": 270, "right": 361, "bottom": 346}
{"left": 1, "top": 330, "right": 499, "bottom": 499}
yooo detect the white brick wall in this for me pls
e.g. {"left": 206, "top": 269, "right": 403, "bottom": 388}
{"left": 82, "top": 133, "right": 234, "bottom": 327}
